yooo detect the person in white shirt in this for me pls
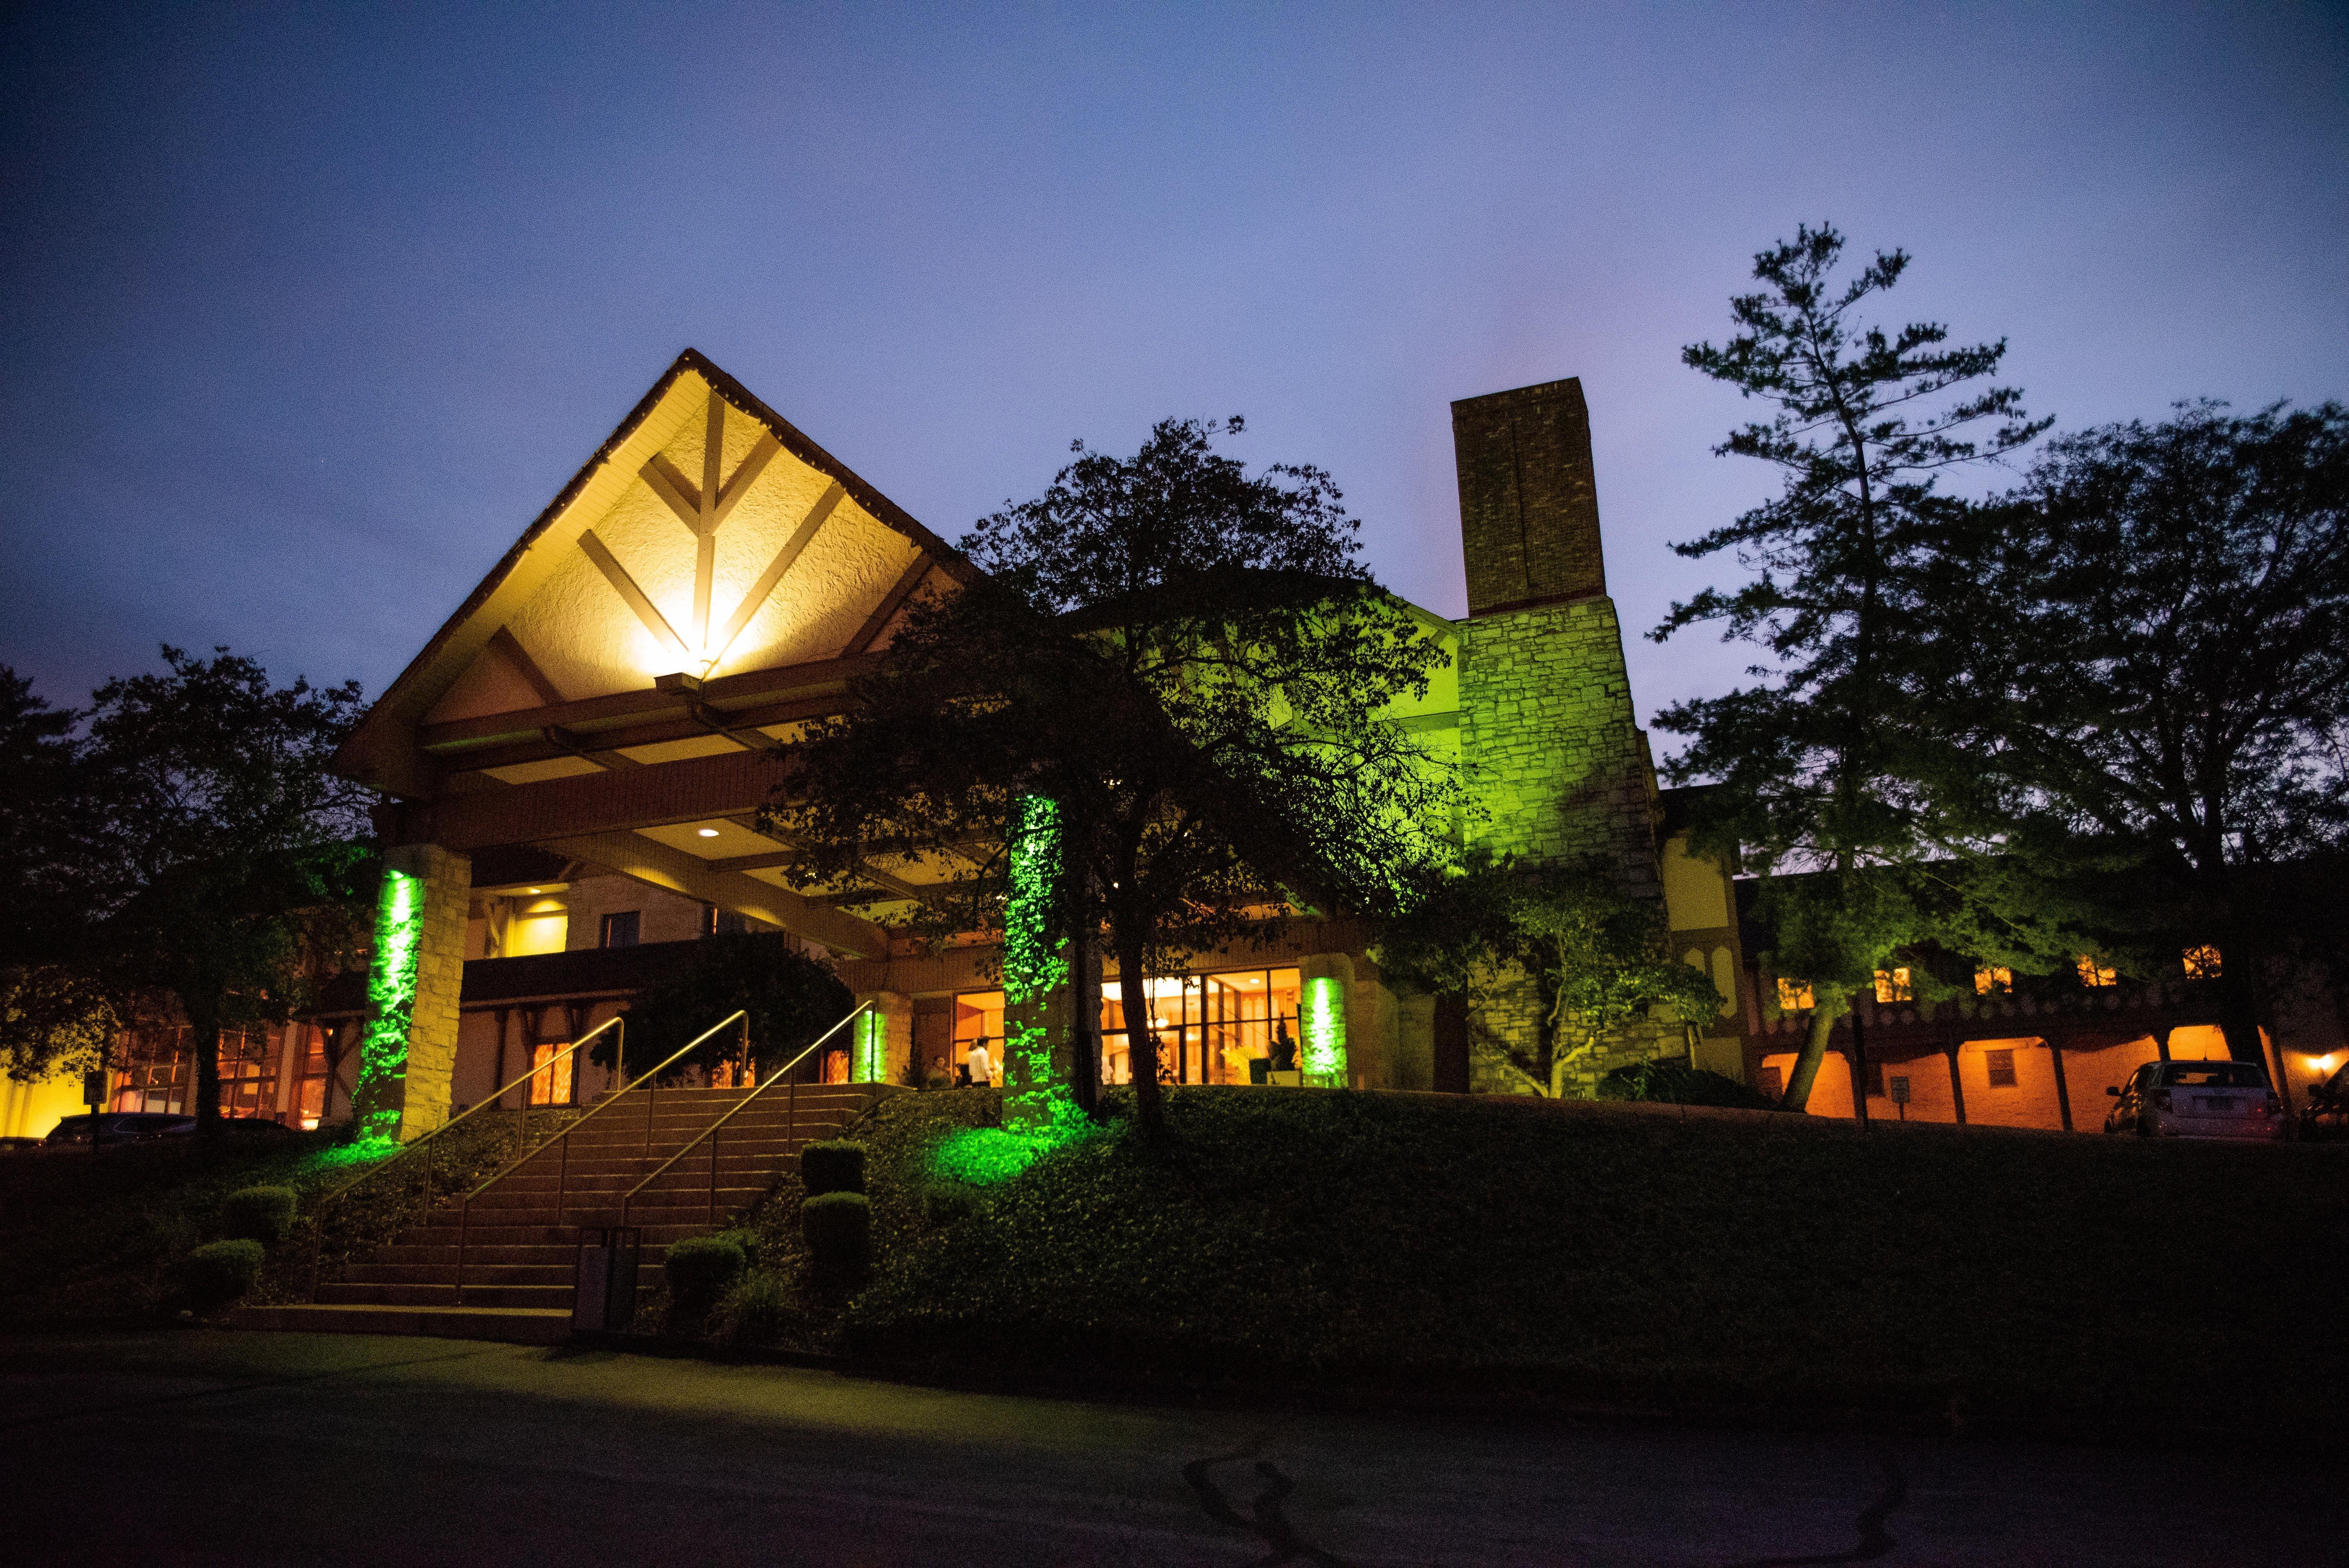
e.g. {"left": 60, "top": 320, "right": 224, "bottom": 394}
{"left": 965, "top": 1039, "right": 994, "bottom": 1088}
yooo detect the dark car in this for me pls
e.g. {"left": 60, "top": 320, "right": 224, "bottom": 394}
{"left": 44, "top": 1112, "right": 199, "bottom": 1146}
{"left": 2105, "top": 1060, "right": 2285, "bottom": 1140}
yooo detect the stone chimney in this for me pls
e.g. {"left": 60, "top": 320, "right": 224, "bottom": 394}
{"left": 1451, "top": 377, "right": 1606, "bottom": 617}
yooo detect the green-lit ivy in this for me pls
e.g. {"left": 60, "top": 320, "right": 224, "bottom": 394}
{"left": 353, "top": 868, "right": 422, "bottom": 1142}
{"left": 1301, "top": 975, "right": 1348, "bottom": 1086}
{"left": 1002, "top": 794, "right": 1084, "bottom": 1137}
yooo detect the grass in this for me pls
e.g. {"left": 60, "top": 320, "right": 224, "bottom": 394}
{"left": 805, "top": 1085, "right": 2346, "bottom": 1445}
{"left": 0, "top": 1110, "right": 580, "bottom": 1323}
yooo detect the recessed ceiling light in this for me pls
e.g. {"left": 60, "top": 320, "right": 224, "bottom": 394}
{"left": 527, "top": 888, "right": 542, "bottom": 895}
{"left": 697, "top": 828, "right": 721, "bottom": 837}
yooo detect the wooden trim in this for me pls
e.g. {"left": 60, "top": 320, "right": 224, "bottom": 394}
{"left": 709, "top": 481, "right": 845, "bottom": 665}
{"left": 711, "top": 432, "right": 780, "bottom": 529}
{"left": 640, "top": 452, "right": 701, "bottom": 527}
{"left": 544, "top": 829, "right": 887, "bottom": 959}
{"left": 579, "top": 531, "right": 691, "bottom": 664}
{"left": 487, "top": 627, "right": 567, "bottom": 708}
{"left": 405, "top": 747, "right": 794, "bottom": 851}
{"left": 843, "top": 555, "right": 932, "bottom": 656}
{"left": 419, "top": 652, "right": 877, "bottom": 753}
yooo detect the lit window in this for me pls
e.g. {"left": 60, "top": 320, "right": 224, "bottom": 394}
{"left": 1974, "top": 966, "right": 2013, "bottom": 995}
{"left": 1985, "top": 1048, "right": 2018, "bottom": 1088}
{"left": 1776, "top": 978, "right": 1815, "bottom": 1011}
{"left": 2182, "top": 944, "right": 2222, "bottom": 980}
{"left": 1873, "top": 968, "right": 1911, "bottom": 1003}
{"left": 2076, "top": 955, "right": 2117, "bottom": 988}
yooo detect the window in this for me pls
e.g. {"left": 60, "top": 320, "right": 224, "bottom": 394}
{"left": 600, "top": 911, "right": 640, "bottom": 949}
{"left": 1775, "top": 978, "right": 1815, "bottom": 1012}
{"left": 702, "top": 906, "right": 747, "bottom": 937}
{"left": 1974, "top": 966, "right": 2012, "bottom": 996}
{"left": 528, "top": 1041, "right": 574, "bottom": 1106}
{"left": 1756, "top": 1065, "right": 1784, "bottom": 1100}
{"left": 2181, "top": 944, "right": 2222, "bottom": 980}
{"left": 1100, "top": 968, "right": 1302, "bottom": 1085}
{"left": 1985, "top": 1048, "right": 2018, "bottom": 1088}
{"left": 1873, "top": 968, "right": 1911, "bottom": 1003}
{"left": 2076, "top": 955, "right": 2117, "bottom": 988}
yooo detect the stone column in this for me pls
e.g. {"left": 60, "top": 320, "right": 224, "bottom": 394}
{"left": 1347, "top": 974, "right": 1399, "bottom": 1090}
{"left": 352, "top": 843, "right": 472, "bottom": 1142}
{"left": 1392, "top": 991, "right": 1436, "bottom": 1091}
{"left": 1002, "top": 984, "right": 1075, "bottom": 1132}
{"left": 852, "top": 991, "right": 912, "bottom": 1085}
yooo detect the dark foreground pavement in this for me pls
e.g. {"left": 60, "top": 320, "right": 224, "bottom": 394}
{"left": 0, "top": 1331, "right": 2327, "bottom": 1566}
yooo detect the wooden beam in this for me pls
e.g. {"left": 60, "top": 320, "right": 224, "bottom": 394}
{"left": 710, "top": 431, "right": 781, "bottom": 529}
{"left": 579, "top": 531, "right": 692, "bottom": 665}
{"left": 488, "top": 627, "right": 566, "bottom": 707}
{"left": 433, "top": 693, "right": 836, "bottom": 776}
{"left": 708, "top": 481, "right": 844, "bottom": 665}
{"left": 418, "top": 652, "right": 878, "bottom": 754}
{"left": 842, "top": 555, "right": 933, "bottom": 657}
{"left": 408, "top": 747, "right": 792, "bottom": 852}
{"left": 640, "top": 452, "right": 702, "bottom": 528}
{"left": 544, "top": 829, "right": 887, "bottom": 958}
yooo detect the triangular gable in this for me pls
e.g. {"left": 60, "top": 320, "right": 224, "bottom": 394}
{"left": 337, "top": 350, "right": 973, "bottom": 798}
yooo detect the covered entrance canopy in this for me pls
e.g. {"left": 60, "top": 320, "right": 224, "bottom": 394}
{"left": 334, "top": 351, "right": 974, "bottom": 1133}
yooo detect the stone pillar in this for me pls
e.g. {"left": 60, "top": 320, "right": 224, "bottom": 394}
{"left": 1002, "top": 984, "right": 1075, "bottom": 1132}
{"left": 1347, "top": 975, "right": 1399, "bottom": 1089}
{"left": 852, "top": 991, "right": 912, "bottom": 1085}
{"left": 1299, "top": 953, "right": 1354, "bottom": 1087}
{"left": 1392, "top": 991, "right": 1436, "bottom": 1091}
{"left": 352, "top": 843, "right": 472, "bottom": 1142}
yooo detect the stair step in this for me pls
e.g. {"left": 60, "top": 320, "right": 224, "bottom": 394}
{"left": 318, "top": 1282, "right": 575, "bottom": 1309}
{"left": 345, "top": 1263, "right": 574, "bottom": 1286}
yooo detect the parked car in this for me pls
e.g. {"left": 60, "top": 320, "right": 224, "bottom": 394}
{"left": 2105, "top": 1060, "right": 2285, "bottom": 1140}
{"left": 44, "top": 1112, "right": 199, "bottom": 1146}
{"left": 0, "top": 1135, "right": 46, "bottom": 1154}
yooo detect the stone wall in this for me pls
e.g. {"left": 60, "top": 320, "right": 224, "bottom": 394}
{"left": 353, "top": 843, "right": 473, "bottom": 1140}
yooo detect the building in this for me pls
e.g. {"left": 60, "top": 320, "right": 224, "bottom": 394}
{"left": 303, "top": 352, "right": 1743, "bottom": 1137}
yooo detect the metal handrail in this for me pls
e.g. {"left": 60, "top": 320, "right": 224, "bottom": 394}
{"left": 305, "top": 1015, "right": 623, "bottom": 1298}
{"left": 618, "top": 1001, "right": 873, "bottom": 1232}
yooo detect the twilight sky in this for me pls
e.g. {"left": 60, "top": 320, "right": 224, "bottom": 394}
{"left": 4, "top": 3, "right": 2344, "bottom": 754}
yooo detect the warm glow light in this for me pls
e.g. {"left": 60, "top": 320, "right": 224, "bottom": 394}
{"left": 527, "top": 887, "right": 542, "bottom": 895}
{"left": 697, "top": 827, "right": 721, "bottom": 837}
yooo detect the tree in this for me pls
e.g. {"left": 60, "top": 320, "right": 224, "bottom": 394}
{"left": 1374, "top": 853, "right": 1720, "bottom": 1097}
{"left": 769, "top": 418, "right": 1456, "bottom": 1133}
{"left": 592, "top": 932, "right": 854, "bottom": 1083}
{"left": 1653, "top": 223, "right": 2050, "bottom": 1114}
{"left": 1979, "top": 401, "right": 2349, "bottom": 1071}
{"left": 0, "top": 668, "right": 117, "bottom": 1083}
{"left": 76, "top": 647, "right": 374, "bottom": 1133}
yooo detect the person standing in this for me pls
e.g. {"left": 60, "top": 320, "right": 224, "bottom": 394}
{"left": 966, "top": 1037, "right": 995, "bottom": 1089}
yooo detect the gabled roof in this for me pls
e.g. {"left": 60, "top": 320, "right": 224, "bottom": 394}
{"left": 336, "top": 349, "right": 977, "bottom": 799}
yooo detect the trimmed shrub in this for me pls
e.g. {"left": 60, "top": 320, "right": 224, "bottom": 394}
{"left": 1596, "top": 1060, "right": 1777, "bottom": 1110}
{"left": 220, "top": 1185, "right": 298, "bottom": 1245}
{"left": 802, "top": 1190, "right": 872, "bottom": 1285}
{"left": 704, "top": 1230, "right": 761, "bottom": 1267}
{"left": 664, "top": 1233, "right": 748, "bottom": 1326}
{"left": 921, "top": 1181, "right": 983, "bottom": 1229}
{"left": 172, "top": 1239, "right": 264, "bottom": 1310}
{"left": 714, "top": 1269, "right": 799, "bottom": 1347}
{"left": 800, "top": 1139, "right": 866, "bottom": 1197}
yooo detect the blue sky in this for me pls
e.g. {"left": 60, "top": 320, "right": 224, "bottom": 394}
{"left": 4, "top": 2, "right": 2344, "bottom": 749}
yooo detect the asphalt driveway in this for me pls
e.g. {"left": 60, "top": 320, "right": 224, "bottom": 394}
{"left": 0, "top": 1331, "right": 2327, "bottom": 1565}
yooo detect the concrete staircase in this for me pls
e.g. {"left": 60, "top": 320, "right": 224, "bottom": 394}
{"left": 238, "top": 1081, "right": 899, "bottom": 1343}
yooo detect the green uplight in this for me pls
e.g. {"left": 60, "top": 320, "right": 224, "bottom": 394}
{"left": 852, "top": 1006, "right": 886, "bottom": 1084}
{"left": 355, "top": 868, "right": 423, "bottom": 1142}
{"left": 1302, "top": 976, "right": 1347, "bottom": 1086}
{"left": 927, "top": 1120, "right": 1103, "bottom": 1188}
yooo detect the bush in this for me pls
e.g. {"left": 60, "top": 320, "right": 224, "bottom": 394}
{"left": 801, "top": 1139, "right": 866, "bottom": 1197}
{"left": 220, "top": 1185, "right": 298, "bottom": 1245}
{"left": 802, "top": 1190, "right": 872, "bottom": 1286}
{"left": 714, "top": 1270, "right": 800, "bottom": 1347}
{"left": 921, "top": 1181, "right": 983, "bottom": 1229}
{"left": 1596, "top": 1060, "right": 1777, "bottom": 1110}
{"left": 663, "top": 1233, "right": 748, "bottom": 1326}
{"left": 171, "top": 1239, "right": 265, "bottom": 1310}
{"left": 710, "top": 1226, "right": 762, "bottom": 1268}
